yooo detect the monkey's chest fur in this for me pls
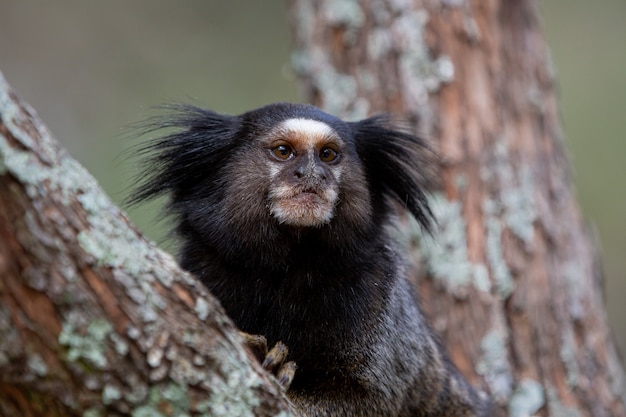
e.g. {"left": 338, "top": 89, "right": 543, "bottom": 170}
{"left": 180, "top": 232, "right": 397, "bottom": 391}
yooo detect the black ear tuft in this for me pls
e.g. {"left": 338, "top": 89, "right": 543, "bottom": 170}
{"left": 350, "top": 115, "right": 438, "bottom": 232}
{"left": 126, "top": 104, "right": 241, "bottom": 207}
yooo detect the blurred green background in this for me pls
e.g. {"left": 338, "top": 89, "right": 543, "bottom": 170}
{"left": 1, "top": 1, "right": 624, "bottom": 352}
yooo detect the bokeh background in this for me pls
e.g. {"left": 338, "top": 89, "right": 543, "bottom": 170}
{"left": 1, "top": 1, "right": 624, "bottom": 354}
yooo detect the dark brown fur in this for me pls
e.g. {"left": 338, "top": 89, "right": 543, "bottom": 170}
{"left": 130, "top": 103, "right": 490, "bottom": 416}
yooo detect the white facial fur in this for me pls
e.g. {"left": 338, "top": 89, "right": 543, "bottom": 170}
{"left": 278, "top": 118, "right": 337, "bottom": 141}
{"left": 266, "top": 118, "right": 343, "bottom": 227}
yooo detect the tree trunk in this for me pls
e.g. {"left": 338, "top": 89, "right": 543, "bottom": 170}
{"left": 287, "top": 0, "right": 625, "bottom": 416}
{"left": 0, "top": 73, "right": 293, "bottom": 416}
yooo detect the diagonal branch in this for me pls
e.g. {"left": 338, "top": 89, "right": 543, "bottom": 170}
{"left": 0, "top": 72, "right": 293, "bottom": 417}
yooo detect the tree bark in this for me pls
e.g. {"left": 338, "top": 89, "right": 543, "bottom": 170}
{"left": 0, "top": 73, "right": 293, "bottom": 416}
{"left": 2, "top": 1, "right": 625, "bottom": 416}
{"left": 287, "top": 0, "right": 625, "bottom": 416}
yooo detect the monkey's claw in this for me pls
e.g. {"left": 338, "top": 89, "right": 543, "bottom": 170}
{"left": 262, "top": 341, "right": 288, "bottom": 370}
{"left": 240, "top": 331, "right": 296, "bottom": 390}
{"left": 276, "top": 360, "right": 297, "bottom": 388}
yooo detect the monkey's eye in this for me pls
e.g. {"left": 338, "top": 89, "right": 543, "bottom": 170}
{"left": 272, "top": 145, "right": 294, "bottom": 160}
{"left": 319, "top": 147, "right": 339, "bottom": 163}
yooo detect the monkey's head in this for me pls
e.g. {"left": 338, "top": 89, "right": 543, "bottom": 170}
{"left": 130, "top": 103, "right": 435, "bottom": 267}
{"left": 221, "top": 107, "right": 361, "bottom": 230}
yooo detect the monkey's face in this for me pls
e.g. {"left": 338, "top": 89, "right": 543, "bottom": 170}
{"left": 132, "top": 102, "right": 434, "bottom": 259}
{"left": 262, "top": 118, "right": 343, "bottom": 228}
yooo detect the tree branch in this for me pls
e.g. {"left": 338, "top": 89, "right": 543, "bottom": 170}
{"left": 0, "top": 72, "right": 293, "bottom": 417}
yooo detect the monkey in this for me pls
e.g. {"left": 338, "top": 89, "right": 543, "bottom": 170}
{"left": 130, "top": 102, "right": 490, "bottom": 416}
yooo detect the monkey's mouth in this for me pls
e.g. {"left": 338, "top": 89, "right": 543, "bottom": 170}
{"left": 269, "top": 185, "right": 338, "bottom": 227}
{"left": 295, "top": 187, "right": 320, "bottom": 198}
{"left": 289, "top": 190, "right": 324, "bottom": 208}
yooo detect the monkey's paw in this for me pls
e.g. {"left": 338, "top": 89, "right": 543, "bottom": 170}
{"left": 239, "top": 331, "right": 296, "bottom": 390}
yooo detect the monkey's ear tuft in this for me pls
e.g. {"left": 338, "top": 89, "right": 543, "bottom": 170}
{"left": 350, "top": 115, "right": 438, "bottom": 232}
{"left": 126, "top": 104, "right": 241, "bottom": 207}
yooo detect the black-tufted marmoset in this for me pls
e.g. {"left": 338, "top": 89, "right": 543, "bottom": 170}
{"left": 130, "top": 103, "right": 490, "bottom": 416}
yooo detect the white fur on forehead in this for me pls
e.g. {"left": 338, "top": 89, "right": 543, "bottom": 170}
{"left": 278, "top": 118, "right": 337, "bottom": 139}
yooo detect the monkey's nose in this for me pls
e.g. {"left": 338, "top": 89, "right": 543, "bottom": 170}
{"left": 294, "top": 166, "right": 305, "bottom": 179}
{"left": 314, "top": 165, "right": 328, "bottom": 181}
{"left": 294, "top": 166, "right": 328, "bottom": 182}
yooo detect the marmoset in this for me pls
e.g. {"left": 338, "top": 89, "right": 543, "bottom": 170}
{"left": 131, "top": 103, "right": 490, "bottom": 416}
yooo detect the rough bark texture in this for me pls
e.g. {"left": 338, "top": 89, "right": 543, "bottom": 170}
{"left": 287, "top": 0, "right": 625, "bottom": 416}
{"left": 0, "top": 73, "right": 293, "bottom": 417}
{"left": 2, "top": 1, "right": 625, "bottom": 416}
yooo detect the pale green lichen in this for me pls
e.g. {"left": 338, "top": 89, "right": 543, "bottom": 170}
{"left": 76, "top": 208, "right": 155, "bottom": 277}
{"left": 0, "top": 77, "right": 42, "bottom": 152}
{"left": 481, "top": 148, "right": 537, "bottom": 296}
{"left": 192, "top": 354, "right": 206, "bottom": 367}
{"left": 83, "top": 408, "right": 103, "bottom": 417}
{"left": 434, "top": 55, "right": 455, "bottom": 83}
{"left": 195, "top": 297, "right": 210, "bottom": 321}
{"left": 317, "top": 69, "right": 361, "bottom": 118}
{"left": 501, "top": 166, "right": 536, "bottom": 245}
{"left": 0, "top": 146, "right": 41, "bottom": 186}
{"left": 477, "top": 329, "right": 513, "bottom": 401}
{"left": 147, "top": 345, "right": 164, "bottom": 368}
{"left": 291, "top": 0, "right": 316, "bottom": 48}
{"left": 59, "top": 319, "right": 112, "bottom": 369}
{"left": 102, "top": 384, "right": 123, "bottom": 405}
{"left": 391, "top": 8, "right": 455, "bottom": 135}
{"left": 559, "top": 327, "right": 580, "bottom": 388}
{"left": 608, "top": 343, "right": 626, "bottom": 405}
{"left": 367, "top": 28, "right": 392, "bottom": 60}
{"left": 508, "top": 378, "right": 545, "bottom": 417}
{"left": 151, "top": 252, "right": 185, "bottom": 288}
{"left": 78, "top": 206, "right": 167, "bottom": 324}
{"left": 545, "top": 385, "right": 582, "bottom": 417}
{"left": 290, "top": 0, "right": 364, "bottom": 120}
{"left": 441, "top": 0, "right": 466, "bottom": 6}
{"left": 204, "top": 371, "right": 263, "bottom": 417}
{"left": 482, "top": 140, "right": 536, "bottom": 247}
{"left": 322, "top": 0, "right": 364, "bottom": 30}
{"left": 0, "top": 308, "right": 16, "bottom": 366}
{"left": 130, "top": 384, "right": 190, "bottom": 417}
{"left": 454, "top": 173, "right": 468, "bottom": 192}
{"left": 194, "top": 332, "right": 273, "bottom": 417}
{"left": 562, "top": 259, "right": 586, "bottom": 320}
{"left": 27, "top": 353, "right": 48, "bottom": 376}
{"left": 124, "top": 373, "right": 149, "bottom": 405}
{"left": 84, "top": 376, "right": 101, "bottom": 391}
{"left": 463, "top": 15, "right": 481, "bottom": 42}
{"left": 418, "top": 194, "right": 491, "bottom": 295}
{"left": 170, "top": 355, "right": 204, "bottom": 386}
{"left": 484, "top": 199, "right": 515, "bottom": 298}
{"left": 162, "top": 383, "right": 190, "bottom": 409}
{"left": 126, "top": 325, "right": 141, "bottom": 340}
{"left": 110, "top": 332, "right": 129, "bottom": 356}
{"left": 131, "top": 405, "right": 166, "bottom": 417}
